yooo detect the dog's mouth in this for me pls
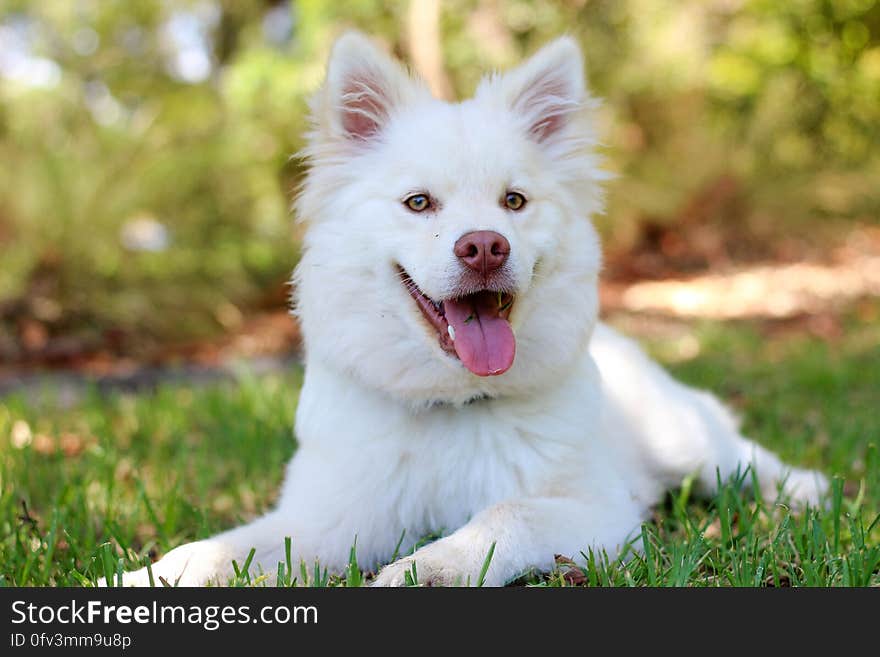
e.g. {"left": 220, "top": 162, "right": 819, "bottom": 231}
{"left": 398, "top": 266, "right": 516, "bottom": 377}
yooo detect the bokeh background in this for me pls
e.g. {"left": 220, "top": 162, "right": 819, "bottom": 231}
{"left": 1, "top": 0, "right": 879, "bottom": 379}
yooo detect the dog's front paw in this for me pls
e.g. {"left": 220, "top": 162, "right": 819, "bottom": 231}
{"left": 371, "top": 556, "right": 463, "bottom": 587}
{"left": 97, "top": 541, "right": 228, "bottom": 587}
{"left": 371, "top": 539, "right": 499, "bottom": 587}
{"left": 96, "top": 568, "right": 151, "bottom": 588}
{"left": 371, "top": 558, "right": 457, "bottom": 587}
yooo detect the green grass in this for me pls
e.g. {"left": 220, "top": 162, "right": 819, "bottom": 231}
{"left": 1, "top": 310, "right": 878, "bottom": 587}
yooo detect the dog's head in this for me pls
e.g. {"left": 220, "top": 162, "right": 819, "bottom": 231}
{"left": 295, "top": 32, "right": 606, "bottom": 406}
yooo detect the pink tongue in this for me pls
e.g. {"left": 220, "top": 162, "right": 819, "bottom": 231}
{"left": 443, "top": 292, "right": 515, "bottom": 377}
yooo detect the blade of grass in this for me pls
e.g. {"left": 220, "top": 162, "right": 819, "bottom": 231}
{"left": 476, "top": 541, "right": 496, "bottom": 587}
{"left": 390, "top": 529, "right": 406, "bottom": 562}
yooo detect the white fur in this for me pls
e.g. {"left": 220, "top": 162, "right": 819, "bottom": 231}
{"left": 111, "top": 33, "right": 827, "bottom": 587}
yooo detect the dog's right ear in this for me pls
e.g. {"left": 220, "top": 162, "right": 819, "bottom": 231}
{"left": 317, "top": 32, "right": 425, "bottom": 144}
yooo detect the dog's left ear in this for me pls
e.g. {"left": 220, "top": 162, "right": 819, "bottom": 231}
{"left": 491, "top": 36, "right": 587, "bottom": 143}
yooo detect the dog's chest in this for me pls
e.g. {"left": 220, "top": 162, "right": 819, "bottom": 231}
{"left": 373, "top": 400, "right": 588, "bottom": 531}
{"left": 294, "top": 361, "right": 599, "bottom": 536}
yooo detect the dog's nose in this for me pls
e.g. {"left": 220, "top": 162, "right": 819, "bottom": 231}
{"left": 454, "top": 231, "right": 510, "bottom": 276}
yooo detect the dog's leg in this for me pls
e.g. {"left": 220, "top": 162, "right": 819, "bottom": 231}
{"left": 668, "top": 389, "right": 829, "bottom": 505}
{"left": 371, "top": 496, "right": 644, "bottom": 587}
{"left": 103, "top": 510, "right": 297, "bottom": 586}
{"left": 104, "top": 442, "right": 399, "bottom": 586}
{"left": 592, "top": 323, "right": 829, "bottom": 506}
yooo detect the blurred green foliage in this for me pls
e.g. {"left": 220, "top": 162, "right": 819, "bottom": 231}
{"left": 0, "top": 0, "right": 878, "bottom": 353}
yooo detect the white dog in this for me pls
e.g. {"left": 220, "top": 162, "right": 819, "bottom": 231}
{"left": 114, "top": 33, "right": 827, "bottom": 587}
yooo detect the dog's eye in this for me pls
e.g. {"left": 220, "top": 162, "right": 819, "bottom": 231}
{"left": 404, "top": 194, "right": 431, "bottom": 213}
{"left": 503, "top": 192, "right": 526, "bottom": 211}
